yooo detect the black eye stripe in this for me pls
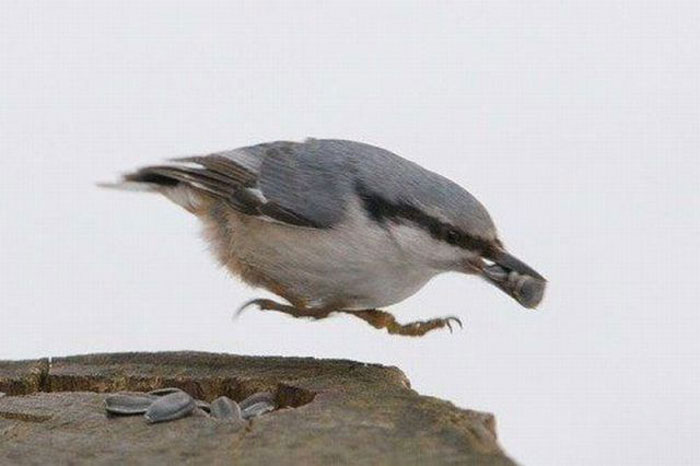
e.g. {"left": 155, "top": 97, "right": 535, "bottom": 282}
{"left": 355, "top": 181, "right": 494, "bottom": 253}
{"left": 446, "top": 229, "right": 460, "bottom": 245}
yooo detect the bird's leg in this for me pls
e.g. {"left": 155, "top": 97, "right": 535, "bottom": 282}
{"left": 236, "top": 298, "right": 332, "bottom": 320}
{"left": 343, "top": 309, "right": 463, "bottom": 337}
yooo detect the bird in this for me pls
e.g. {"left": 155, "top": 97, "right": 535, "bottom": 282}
{"left": 103, "top": 138, "right": 546, "bottom": 337}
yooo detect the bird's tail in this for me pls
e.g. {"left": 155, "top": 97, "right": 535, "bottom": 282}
{"left": 98, "top": 163, "right": 224, "bottom": 213}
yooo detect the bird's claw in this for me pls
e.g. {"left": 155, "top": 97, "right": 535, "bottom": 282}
{"left": 235, "top": 298, "right": 329, "bottom": 320}
{"left": 234, "top": 299, "right": 275, "bottom": 319}
{"left": 444, "top": 316, "right": 464, "bottom": 333}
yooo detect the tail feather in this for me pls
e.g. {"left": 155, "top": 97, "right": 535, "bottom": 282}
{"left": 123, "top": 165, "right": 233, "bottom": 201}
{"left": 100, "top": 165, "right": 222, "bottom": 213}
{"left": 102, "top": 153, "right": 302, "bottom": 220}
{"left": 100, "top": 155, "right": 261, "bottom": 215}
{"left": 171, "top": 155, "right": 257, "bottom": 187}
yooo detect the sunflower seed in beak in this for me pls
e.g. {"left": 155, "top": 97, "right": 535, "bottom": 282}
{"left": 483, "top": 264, "right": 509, "bottom": 282}
{"left": 513, "top": 275, "right": 546, "bottom": 309}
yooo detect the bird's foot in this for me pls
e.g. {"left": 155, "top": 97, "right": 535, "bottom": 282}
{"left": 236, "top": 298, "right": 332, "bottom": 320}
{"left": 345, "top": 309, "right": 463, "bottom": 337}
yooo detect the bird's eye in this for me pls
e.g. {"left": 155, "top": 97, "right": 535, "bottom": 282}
{"left": 446, "top": 229, "right": 460, "bottom": 245}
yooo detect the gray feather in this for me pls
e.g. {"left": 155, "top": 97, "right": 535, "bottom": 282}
{"left": 254, "top": 139, "right": 497, "bottom": 240}
{"left": 119, "top": 139, "right": 496, "bottom": 240}
{"left": 256, "top": 141, "right": 353, "bottom": 227}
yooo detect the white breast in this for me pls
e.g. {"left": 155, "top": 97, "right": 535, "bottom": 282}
{"left": 204, "top": 199, "right": 439, "bottom": 310}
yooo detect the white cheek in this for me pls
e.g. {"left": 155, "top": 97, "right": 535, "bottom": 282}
{"left": 388, "top": 223, "right": 466, "bottom": 270}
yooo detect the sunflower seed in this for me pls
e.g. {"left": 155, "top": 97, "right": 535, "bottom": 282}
{"left": 210, "top": 396, "right": 242, "bottom": 421}
{"left": 148, "top": 387, "right": 185, "bottom": 397}
{"left": 513, "top": 275, "right": 546, "bottom": 309}
{"left": 192, "top": 407, "right": 210, "bottom": 417}
{"left": 483, "top": 264, "right": 508, "bottom": 282}
{"left": 239, "top": 392, "right": 275, "bottom": 411}
{"left": 241, "top": 400, "right": 275, "bottom": 419}
{"left": 104, "top": 393, "right": 156, "bottom": 415}
{"left": 195, "top": 399, "right": 211, "bottom": 412}
{"left": 144, "top": 391, "right": 196, "bottom": 424}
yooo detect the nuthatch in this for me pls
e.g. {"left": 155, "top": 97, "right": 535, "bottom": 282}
{"left": 104, "top": 139, "right": 545, "bottom": 337}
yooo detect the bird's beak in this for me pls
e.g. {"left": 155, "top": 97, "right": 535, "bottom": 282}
{"left": 470, "top": 248, "right": 546, "bottom": 309}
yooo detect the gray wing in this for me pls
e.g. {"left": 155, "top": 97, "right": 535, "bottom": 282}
{"left": 310, "top": 139, "right": 498, "bottom": 241}
{"left": 125, "top": 138, "right": 496, "bottom": 239}
{"left": 125, "top": 140, "right": 354, "bottom": 228}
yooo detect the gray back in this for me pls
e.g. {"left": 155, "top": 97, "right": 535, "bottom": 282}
{"left": 249, "top": 139, "right": 496, "bottom": 240}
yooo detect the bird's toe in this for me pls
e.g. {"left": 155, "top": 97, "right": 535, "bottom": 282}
{"left": 444, "top": 316, "right": 464, "bottom": 333}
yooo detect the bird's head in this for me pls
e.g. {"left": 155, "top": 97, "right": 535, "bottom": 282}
{"left": 392, "top": 221, "right": 546, "bottom": 309}
{"left": 356, "top": 179, "right": 546, "bottom": 309}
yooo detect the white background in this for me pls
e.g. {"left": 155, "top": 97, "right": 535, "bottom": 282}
{"left": 1, "top": 1, "right": 698, "bottom": 465}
